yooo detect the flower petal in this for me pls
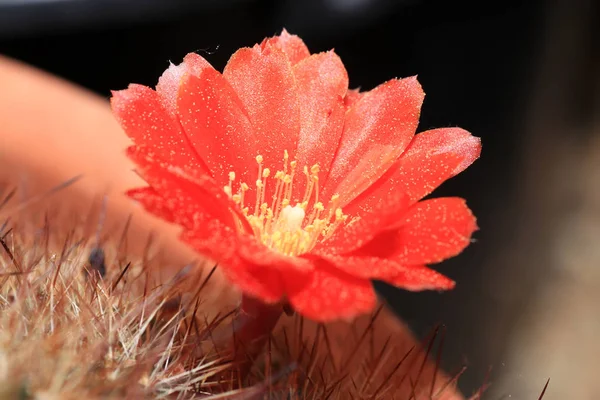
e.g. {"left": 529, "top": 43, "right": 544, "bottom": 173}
{"left": 403, "top": 127, "right": 481, "bottom": 176}
{"left": 294, "top": 51, "right": 347, "bottom": 199}
{"left": 111, "top": 84, "right": 209, "bottom": 174}
{"left": 321, "top": 255, "right": 455, "bottom": 291}
{"left": 315, "top": 191, "right": 409, "bottom": 255}
{"left": 285, "top": 259, "right": 376, "bottom": 321}
{"left": 126, "top": 145, "right": 238, "bottom": 229}
{"left": 324, "top": 77, "right": 425, "bottom": 206}
{"left": 236, "top": 233, "right": 314, "bottom": 273}
{"left": 343, "top": 127, "right": 480, "bottom": 219}
{"left": 156, "top": 53, "right": 213, "bottom": 117}
{"left": 343, "top": 88, "right": 362, "bottom": 109}
{"left": 261, "top": 29, "right": 310, "bottom": 65}
{"left": 128, "top": 151, "right": 288, "bottom": 303}
{"left": 180, "top": 221, "right": 286, "bottom": 303}
{"left": 382, "top": 264, "right": 456, "bottom": 291}
{"left": 223, "top": 43, "right": 300, "bottom": 168}
{"left": 126, "top": 187, "right": 175, "bottom": 223}
{"left": 177, "top": 67, "right": 257, "bottom": 187}
{"left": 352, "top": 197, "right": 477, "bottom": 265}
{"left": 344, "top": 152, "right": 463, "bottom": 218}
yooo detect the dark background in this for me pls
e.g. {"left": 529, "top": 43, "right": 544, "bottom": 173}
{"left": 1, "top": 0, "right": 596, "bottom": 396}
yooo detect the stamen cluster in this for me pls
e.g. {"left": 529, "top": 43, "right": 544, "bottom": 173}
{"left": 224, "top": 151, "right": 347, "bottom": 256}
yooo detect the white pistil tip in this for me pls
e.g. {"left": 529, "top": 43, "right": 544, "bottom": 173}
{"left": 280, "top": 205, "right": 305, "bottom": 232}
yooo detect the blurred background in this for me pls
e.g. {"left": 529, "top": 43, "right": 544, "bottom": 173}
{"left": 0, "top": 0, "right": 597, "bottom": 398}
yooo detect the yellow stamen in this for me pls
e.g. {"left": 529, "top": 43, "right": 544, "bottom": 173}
{"left": 225, "top": 151, "right": 348, "bottom": 256}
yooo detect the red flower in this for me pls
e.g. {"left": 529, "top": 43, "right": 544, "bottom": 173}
{"left": 111, "top": 30, "right": 481, "bottom": 321}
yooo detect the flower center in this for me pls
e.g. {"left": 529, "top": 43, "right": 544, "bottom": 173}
{"left": 223, "top": 151, "right": 347, "bottom": 256}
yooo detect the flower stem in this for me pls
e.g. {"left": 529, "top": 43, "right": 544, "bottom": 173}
{"left": 232, "top": 295, "right": 283, "bottom": 380}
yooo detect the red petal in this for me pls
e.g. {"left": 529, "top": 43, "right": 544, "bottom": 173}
{"left": 344, "top": 152, "right": 463, "bottom": 218}
{"left": 285, "top": 259, "right": 376, "bottom": 321}
{"left": 383, "top": 264, "right": 456, "bottom": 291}
{"left": 315, "top": 191, "right": 409, "bottom": 255}
{"left": 343, "top": 88, "right": 362, "bottom": 109}
{"left": 261, "top": 29, "right": 310, "bottom": 65}
{"left": 323, "top": 77, "right": 425, "bottom": 207}
{"left": 294, "top": 51, "right": 347, "bottom": 199}
{"left": 236, "top": 232, "right": 314, "bottom": 273}
{"left": 111, "top": 84, "right": 209, "bottom": 174}
{"left": 321, "top": 255, "right": 455, "bottom": 291}
{"left": 177, "top": 68, "right": 257, "bottom": 187}
{"left": 343, "top": 127, "right": 480, "bottom": 219}
{"left": 126, "top": 186, "right": 175, "bottom": 223}
{"left": 156, "top": 53, "right": 213, "bottom": 117}
{"left": 180, "top": 221, "right": 286, "bottom": 303}
{"left": 403, "top": 127, "right": 481, "bottom": 176}
{"left": 315, "top": 254, "right": 400, "bottom": 279}
{"left": 127, "top": 145, "right": 237, "bottom": 229}
{"left": 352, "top": 197, "right": 477, "bottom": 265}
{"left": 223, "top": 44, "right": 300, "bottom": 169}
